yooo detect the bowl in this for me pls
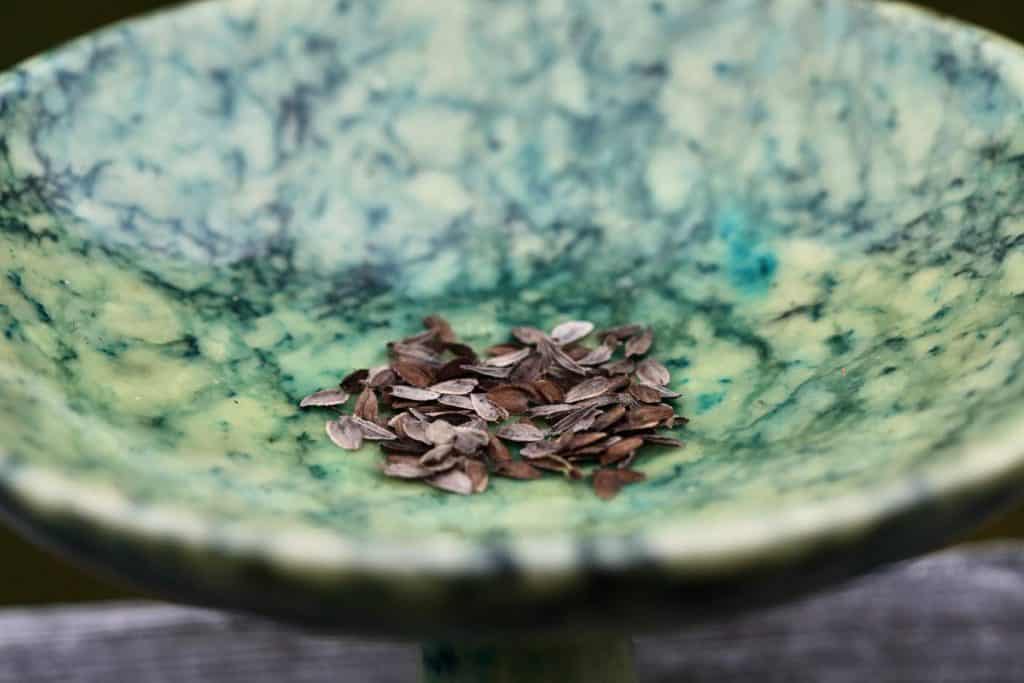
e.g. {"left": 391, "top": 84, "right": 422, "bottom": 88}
{"left": 3, "top": 0, "right": 1024, "bottom": 680}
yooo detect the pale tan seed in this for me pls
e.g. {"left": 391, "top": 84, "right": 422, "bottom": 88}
{"left": 299, "top": 388, "right": 350, "bottom": 408}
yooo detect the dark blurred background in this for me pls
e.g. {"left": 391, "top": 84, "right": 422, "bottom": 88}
{"left": 0, "top": 0, "right": 1022, "bottom": 605}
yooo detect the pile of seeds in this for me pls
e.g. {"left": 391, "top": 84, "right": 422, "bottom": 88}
{"left": 299, "top": 316, "right": 687, "bottom": 500}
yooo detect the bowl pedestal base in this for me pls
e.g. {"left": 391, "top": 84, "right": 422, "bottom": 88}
{"left": 421, "top": 636, "right": 637, "bottom": 682}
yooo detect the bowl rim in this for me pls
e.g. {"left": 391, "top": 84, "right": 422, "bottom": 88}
{"left": 1, "top": 0, "right": 1024, "bottom": 590}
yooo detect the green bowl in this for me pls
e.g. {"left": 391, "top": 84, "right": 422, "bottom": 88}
{"left": 3, "top": 0, "right": 1024, "bottom": 679}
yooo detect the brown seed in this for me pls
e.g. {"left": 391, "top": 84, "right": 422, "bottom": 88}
{"left": 351, "top": 416, "right": 397, "bottom": 440}
{"left": 538, "top": 337, "right": 588, "bottom": 376}
{"left": 625, "top": 327, "right": 654, "bottom": 357}
{"left": 426, "top": 420, "right": 457, "bottom": 445}
{"left": 390, "top": 385, "right": 442, "bottom": 401}
{"left": 496, "top": 422, "right": 548, "bottom": 442}
{"left": 299, "top": 388, "right": 350, "bottom": 408}
{"left": 600, "top": 323, "right": 645, "bottom": 341}
{"left": 422, "top": 314, "right": 457, "bottom": 343}
{"left": 528, "top": 403, "right": 577, "bottom": 418}
{"left": 593, "top": 469, "right": 623, "bottom": 500}
{"left": 564, "top": 376, "right": 612, "bottom": 403}
{"left": 577, "top": 344, "right": 614, "bottom": 366}
{"left": 591, "top": 405, "right": 627, "bottom": 431}
{"left": 434, "top": 357, "right": 473, "bottom": 382}
{"left": 511, "top": 326, "right": 548, "bottom": 345}
{"left": 486, "top": 344, "right": 523, "bottom": 357}
{"left": 471, "top": 393, "right": 507, "bottom": 422}
{"left": 615, "top": 469, "right": 646, "bottom": 483}
{"left": 520, "top": 440, "right": 561, "bottom": 459}
{"left": 510, "top": 353, "right": 547, "bottom": 383}
{"left": 565, "top": 345, "right": 592, "bottom": 361}
{"left": 443, "top": 342, "right": 478, "bottom": 360}
{"left": 366, "top": 366, "right": 398, "bottom": 388}
{"left": 354, "top": 386, "right": 379, "bottom": 421}
{"left": 429, "top": 378, "right": 479, "bottom": 395}
{"left": 391, "top": 343, "right": 443, "bottom": 366}
{"left": 532, "top": 379, "right": 564, "bottom": 403}
{"left": 426, "top": 468, "right": 474, "bottom": 495}
{"left": 340, "top": 368, "right": 370, "bottom": 393}
{"left": 628, "top": 383, "right": 663, "bottom": 404}
{"left": 494, "top": 461, "right": 543, "bottom": 480}
{"left": 326, "top": 417, "right": 363, "bottom": 450}
{"left": 454, "top": 425, "right": 490, "bottom": 453}
{"left": 438, "top": 394, "right": 475, "bottom": 410}
{"left": 485, "top": 347, "right": 532, "bottom": 367}
{"left": 603, "top": 359, "right": 636, "bottom": 375}
{"left": 601, "top": 436, "right": 644, "bottom": 464}
{"left": 629, "top": 404, "right": 675, "bottom": 426}
{"left": 382, "top": 458, "right": 433, "bottom": 479}
{"left": 487, "top": 434, "right": 513, "bottom": 462}
{"left": 393, "top": 360, "right": 435, "bottom": 387}
{"left": 463, "top": 364, "right": 514, "bottom": 379}
{"left": 550, "top": 320, "right": 595, "bottom": 345}
{"left": 420, "top": 442, "right": 455, "bottom": 465}
{"left": 486, "top": 385, "right": 532, "bottom": 414}
{"left": 465, "top": 460, "right": 489, "bottom": 494}
{"left": 380, "top": 439, "right": 430, "bottom": 455}
{"left": 532, "top": 455, "right": 582, "bottom": 479}
{"left": 643, "top": 435, "right": 687, "bottom": 448}
{"left": 568, "top": 432, "right": 608, "bottom": 450}
{"left": 635, "top": 358, "right": 671, "bottom": 387}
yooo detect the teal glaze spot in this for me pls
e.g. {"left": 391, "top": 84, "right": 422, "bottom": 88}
{"left": 716, "top": 207, "right": 778, "bottom": 294}
{"left": 826, "top": 331, "right": 854, "bottom": 356}
{"left": 697, "top": 392, "right": 725, "bottom": 413}
{"left": 308, "top": 465, "right": 328, "bottom": 480}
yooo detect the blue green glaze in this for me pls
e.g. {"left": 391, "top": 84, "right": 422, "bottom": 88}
{"left": 0, "top": 0, "right": 1023, "bottom": 639}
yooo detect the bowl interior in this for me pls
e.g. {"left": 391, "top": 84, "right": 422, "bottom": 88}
{"left": 2, "top": 0, "right": 1024, "bottom": 550}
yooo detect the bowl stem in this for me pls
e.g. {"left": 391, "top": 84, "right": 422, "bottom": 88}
{"left": 421, "top": 636, "right": 637, "bottom": 682}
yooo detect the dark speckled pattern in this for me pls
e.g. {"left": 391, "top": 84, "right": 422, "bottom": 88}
{"left": 1, "top": 0, "right": 1024, "bottom": 639}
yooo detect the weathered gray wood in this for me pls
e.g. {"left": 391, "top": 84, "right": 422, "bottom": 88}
{"left": 1, "top": 543, "right": 1023, "bottom": 683}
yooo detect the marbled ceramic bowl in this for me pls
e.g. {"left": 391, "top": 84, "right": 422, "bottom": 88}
{"left": 3, "top": 0, "right": 1024, "bottom": 680}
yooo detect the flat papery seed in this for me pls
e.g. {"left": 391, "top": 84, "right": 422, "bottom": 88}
{"left": 510, "top": 353, "right": 547, "bottom": 383}
{"left": 593, "top": 469, "right": 624, "bottom": 500}
{"left": 391, "top": 343, "right": 443, "bottom": 366}
{"left": 470, "top": 393, "right": 506, "bottom": 422}
{"left": 643, "top": 434, "right": 687, "bottom": 448}
{"left": 300, "top": 388, "right": 350, "bottom": 408}
{"left": 486, "top": 344, "right": 523, "bottom": 357}
{"left": 402, "top": 417, "right": 433, "bottom": 445}
{"left": 615, "top": 469, "right": 646, "bottom": 483}
{"left": 495, "top": 423, "right": 548, "bottom": 442}
{"left": 382, "top": 460, "right": 433, "bottom": 480}
{"left": 602, "top": 359, "right": 636, "bottom": 375}
{"left": 628, "top": 404, "right": 675, "bottom": 427}
{"left": 429, "top": 378, "right": 479, "bottom": 395}
{"left": 393, "top": 360, "right": 436, "bottom": 387}
{"left": 539, "top": 337, "right": 588, "bottom": 376}
{"left": 426, "top": 420, "right": 457, "bottom": 445}
{"left": 340, "top": 368, "right": 370, "bottom": 392}
{"left": 532, "top": 455, "right": 582, "bottom": 479}
{"left": 438, "top": 394, "right": 474, "bottom": 410}
{"left": 577, "top": 344, "right": 613, "bottom": 366}
{"left": 351, "top": 416, "right": 397, "bottom": 440}
{"left": 463, "top": 364, "right": 514, "bottom": 379}
{"left": 486, "top": 386, "right": 532, "bottom": 414}
{"left": 443, "top": 342, "right": 478, "bottom": 360}
{"left": 465, "top": 460, "right": 490, "bottom": 494}
{"left": 568, "top": 432, "right": 608, "bottom": 450}
{"left": 422, "top": 314, "right": 457, "bottom": 343}
{"left": 635, "top": 358, "right": 671, "bottom": 387}
{"left": 564, "top": 376, "right": 612, "bottom": 403}
{"left": 520, "top": 440, "right": 561, "bottom": 459}
{"left": 390, "top": 385, "right": 442, "bottom": 401}
{"left": 366, "top": 366, "right": 397, "bottom": 388}
{"left": 652, "top": 385, "right": 683, "bottom": 399}
{"left": 624, "top": 327, "right": 654, "bottom": 357}
{"left": 326, "top": 417, "right": 363, "bottom": 450}
{"left": 591, "top": 405, "right": 627, "bottom": 431}
{"left": 550, "top": 320, "right": 595, "bottom": 346}
{"left": 454, "top": 426, "right": 490, "bottom": 454}
{"left": 435, "top": 357, "right": 474, "bottom": 382}
{"left": 354, "top": 386, "right": 379, "bottom": 421}
{"left": 426, "top": 468, "right": 474, "bottom": 495}
{"left": 494, "top": 461, "right": 543, "bottom": 480}
{"left": 420, "top": 442, "right": 455, "bottom": 465}
{"left": 628, "top": 383, "right": 663, "bottom": 404}
{"left": 600, "top": 324, "right": 645, "bottom": 341}
{"left": 532, "top": 379, "right": 564, "bottom": 403}
{"left": 511, "top": 326, "right": 548, "bottom": 345}
{"left": 528, "top": 403, "right": 577, "bottom": 418}
{"left": 487, "top": 434, "right": 513, "bottom": 462}
{"left": 484, "top": 347, "right": 532, "bottom": 367}
{"left": 602, "top": 436, "right": 644, "bottom": 461}
{"left": 380, "top": 439, "right": 429, "bottom": 455}
{"left": 569, "top": 407, "right": 601, "bottom": 433}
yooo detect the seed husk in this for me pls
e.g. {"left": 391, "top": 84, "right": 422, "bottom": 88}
{"left": 591, "top": 404, "right": 627, "bottom": 431}
{"left": 628, "top": 382, "right": 663, "bottom": 404}
{"left": 367, "top": 366, "right": 398, "bottom": 388}
{"left": 454, "top": 425, "right": 490, "bottom": 453}
{"left": 300, "top": 388, "right": 350, "bottom": 408}
{"left": 532, "top": 379, "right": 564, "bottom": 403}
{"left": 393, "top": 360, "right": 435, "bottom": 387}
{"left": 326, "top": 417, "right": 363, "bottom": 450}
{"left": 624, "top": 327, "right": 654, "bottom": 357}
{"left": 511, "top": 326, "right": 548, "bottom": 345}
{"left": 577, "top": 344, "right": 614, "bottom": 366}
{"left": 494, "top": 460, "right": 543, "bottom": 480}
{"left": 486, "top": 385, "right": 532, "bottom": 414}
{"left": 438, "top": 394, "right": 475, "bottom": 410}
{"left": 423, "top": 315, "right": 457, "bottom": 343}
{"left": 600, "top": 436, "right": 644, "bottom": 465}
{"left": 429, "top": 378, "right": 479, "bottom": 395}
{"left": 600, "top": 323, "right": 645, "bottom": 341}
{"left": 485, "top": 347, "right": 532, "bottom": 367}
{"left": 635, "top": 358, "right": 671, "bottom": 387}
{"left": 643, "top": 434, "right": 687, "bottom": 447}
{"left": 465, "top": 460, "right": 490, "bottom": 493}
{"left": 426, "top": 468, "right": 474, "bottom": 495}
{"left": 382, "top": 458, "right": 433, "bottom": 480}
{"left": 420, "top": 442, "right": 455, "bottom": 465}
{"left": 426, "top": 420, "right": 457, "bottom": 445}
{"left": 602, "top": 359, "right": 636, "bottom": 375}
{"left": 391, "top": 386, "right": 442, "bottom": 402}
{"left": 340, "top": 369, "right": 370, "bottom": 393}
{"left": 564, "top": 376, "right": 612, "bottom": 403}
{"left": 351, "top": 416, "right": 397, "bottom": 440}
{"left": 463, "top": 364, "right": 514, "bottom": 379}
{"left": 354, "top": 386, "right": 379, "bottom": 421}
{"left": 510, "top": 353, "right": 546, "bottom": 383}
{"left": 496, "top": 422, "right": 548, "bottom": 442}
{"left": 470, "top": 393, "right": 506, "bottom": 422}
{"left": 550, "top": 320, "right": 595, "bottom": 346}
{"left": 487, "top": 434, "right": 513, "bottom": 462}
